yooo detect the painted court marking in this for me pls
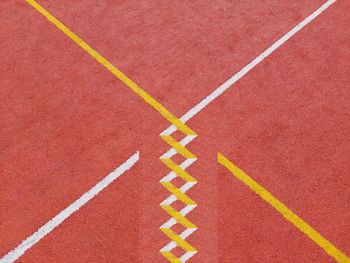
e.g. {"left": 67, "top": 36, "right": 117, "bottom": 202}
{"left": 25, "top": 1, "right": 199, "bottom": 262}
{"left": 162, "top": 0, "right": 337, "bottom": 136}
{"left": 25, "top": 0, "right": 195, "bottom": 137}
{"left": 218, "top": 153, "right": 350, "bottom": 263}
{"left": 159, "top": 135, "right": 198, "bottom": 262}
{"left": 8, "top": 0, "right": 344, "bottom": 262}
{"left": 0, "top": 152, "right": 139, "bottom": 263}
{"left": 158, "top": 1, "right": 348, "bottom": 262}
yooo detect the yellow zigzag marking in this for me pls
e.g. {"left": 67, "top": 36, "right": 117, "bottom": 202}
{"left": 160, "top": 182, "right": 197, "bottom": 206}
{"left": 160, "top": 134, "right": 198, "bottom": 262}
{"left": 160, "top": 205, "right": 197, "bottom": 229}
{"left": 160, "top": 228, "right": 197, "bottom": 252}
{"left": 160, "top": 158, "right": 197, "bottom": 183}
{"left": 161, "top": 135, "right": 197, "bottom": 158}
{"left": 25, "top": 1, "right": 199, "bottom": 260}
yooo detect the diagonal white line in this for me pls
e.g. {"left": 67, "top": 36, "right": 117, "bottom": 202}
{"left": 162, "top": 0, "right": 337, "bottom": 136}
{"left": 158, "top": 1, "right": 336, "bottom": 260}
{"left": 0, "top": 151, "right": 140, "bottom": 263}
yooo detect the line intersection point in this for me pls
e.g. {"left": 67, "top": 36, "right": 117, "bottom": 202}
{"left": 159, "top": 134, "right": 198, "bottom": 262}
{"left": 21, "top": 0, "right": 344, "bottom": 262}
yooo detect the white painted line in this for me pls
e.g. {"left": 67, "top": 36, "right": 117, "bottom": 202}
{"left": 181, "top": 251, "right": 197, "bottom": 262}
{"left": 158, "top": 1, "right": 335, "bottom": 257}
{"left": 161, "top": 205, "right": 197, "bottom": 229}
{"left": 160, "top": 158, "right": 196, "bottom": 182}
{"left": 0, "top": 151, "right": 140, "bottom": 263}
{"left": 162, "top": 0, "right": 337, "bottom": 136}
{"left": 160, "top": 135, "right": 196, "bottom": 158}
{"left": 161, "top": 228, "right": 197, "bottom": 252}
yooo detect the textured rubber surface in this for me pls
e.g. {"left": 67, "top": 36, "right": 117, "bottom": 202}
{"left": 0, "top": 0, "right": 349, "bottom": 262}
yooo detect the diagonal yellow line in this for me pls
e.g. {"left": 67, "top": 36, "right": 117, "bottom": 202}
{"left": 160, "top": 158, "right": 197, "bottom": 183}
{"left": 160, "top": 228, "right": 197, "bottom": 252}
{"left": 26, "top": 1, "right": 200, "bottom": 259}
{"left": 160, "top": 135, "right": 197, "bottom": 159}
{"left": 26, "top": 0, "right": 195, "bottom": 136}
{"left": 161, "top": 182, "right": 197, "bottom": 206}
{"left": 218, "top": 152, "right": 350, "bottom": 263}
{"left": 161, "top": 204, "right": 197, "bottom": 229}
{"left": 160, "top": 251, "right": 182, "bottom": 263}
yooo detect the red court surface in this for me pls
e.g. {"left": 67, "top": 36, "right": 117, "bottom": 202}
{"left": 0, "top": 0, "right": 349, "bottom": 262}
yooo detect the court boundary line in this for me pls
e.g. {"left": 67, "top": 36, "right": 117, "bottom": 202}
{"left": 218, "top": 153, "right": 350, "bottom": 263}
{"left": 25, "top": 0, "right": 200, "bottom": 261}
{"left": 162, "top": 0, "right": 337, "bottom": 135}
{"left": 25, "top": 0, "right": 195, "bottom": 137}
{"left": 0, "top": 152, "right": 139, "bottom": 263}
{"left": 158, "top": 0, "right": 345, "bottom": 261}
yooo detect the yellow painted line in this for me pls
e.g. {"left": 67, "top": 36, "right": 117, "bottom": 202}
{"left": 160, "top": 158, "right": 197, "bottom": 182}
{"left": 218, "top": 152, "right": 350, "bottom": 263}
{"left": 160, "top": 228, "right": 197, "bottom": 252}
{"left": 161, "top": 182, "right": 197, "bottom": 206}
{"left": 161, "top": 205, "right": 197, "bottom": 229}
{"left": 161, "top": 135, "right": 197, "bottom": 159}
{"left": 160, "top": 251, "right": 182, "bottom": 263}
{"left": 26, "top": 0, "right": 196, "bottom": 136}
